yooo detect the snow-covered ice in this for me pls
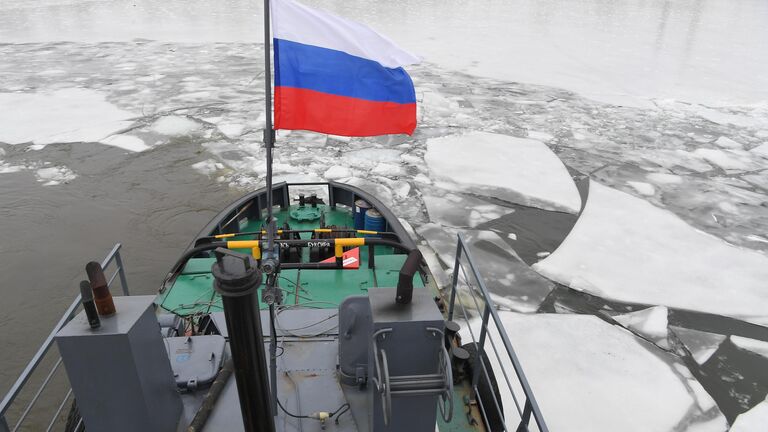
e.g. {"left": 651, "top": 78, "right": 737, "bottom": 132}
{"left": 424, "top": 132, "right": 581, "bottom": 213}
{"left": 533, "top": 181, "right": 768, "bottom": 324}
{"left": 730, "top": 395, "right": 768, "bottom": 432}
{"left": 35, "top": 165, "right": 76, "bottom": 186}
{"left": 100, "top": 134, "right": 149, "bottom": 152}
{"left": 460, "top": 312, "right": 725, "bottom": 432}
{"left": 323, "top": 165, "right": 352, "bottom": 180}
{"left": 0, "top": 89, "right": 135, "bottom": 145}
{"left": 151, "top": 116, "right": 201, "bottom": 136}
{"left": 751, "top": 143, "right": 768, "bottom": 159}
{"left": 422, "top": 192, "right": 514, "bottom": 228}
{"left": 627, "top": 181, "right": 656, "bottom": 196}
{"left": 218, "top": 123, "right": 245, "bottom": 139}
{"left": 692, "top": 148, "right": 756, "bottom": 172}
{"left": 614, "top": 306, "right": 669, "bottom": 349}
{"left": 191, "top": 159, "right": 225, "bottom": 176}
{"left": 730, "top": 336, "right": 768, "bottom": 360}
{"left": 714, "top": 137, "right": 743, "bottom": 150}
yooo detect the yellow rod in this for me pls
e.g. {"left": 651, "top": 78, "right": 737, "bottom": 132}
{"left": 227, "top": 240, "right": 262, "bottom": 249}
{"left": 335, "top": 238, "right": 365, "bottom": 247}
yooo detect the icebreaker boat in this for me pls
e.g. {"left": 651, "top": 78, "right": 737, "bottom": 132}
{"left": 1, "top": 182, "right": 552, "bottom": 432}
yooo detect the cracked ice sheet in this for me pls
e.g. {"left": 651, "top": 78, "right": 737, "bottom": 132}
{"left": 0, "top": 88, "right": 135, "bottom": 145}
{"left": 416, "top": 223, "right": 553, "bottom": 313}
{"left": 730, "top": 336, "right": 768, "bottom": 360}
{"left": 422, "top": 191, "right": 514, "bottom": 228}
{"left": 424, "top": 131, "right": 581, "bottom": 213}
{"left": 460, "top": 312, "right": 726, "bottom": 432}
{"left": 533, "top": 181, "right": 768, "bottom": 325}
{"left": 670, "top": 327, "right": 726, "bottom": 366}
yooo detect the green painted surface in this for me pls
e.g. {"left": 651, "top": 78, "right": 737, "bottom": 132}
{"left": 159, "top": 205, "right": 418, "bottom": 315}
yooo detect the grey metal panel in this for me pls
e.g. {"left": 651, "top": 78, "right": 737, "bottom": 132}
{"left": 202, "top": 374, "right": 246, "bottom": 431}
{"left": 165, "top": 335, "right": 226, "bottom": 390}
{"left": 56, "top": 296, "right": 182, "bottom": 432}
{"left": 338, "top": 296, "right": 372, "bottom": 386}
{"left": 199, "top": 339, "right": 360, "bottom": 432}
{"left": 368, "top": 289, "right": 444, "bottom": 432}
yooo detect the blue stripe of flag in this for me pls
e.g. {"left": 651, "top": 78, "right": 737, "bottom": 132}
{"left": 274, "top": 38, "right": 416, "bottom": 104}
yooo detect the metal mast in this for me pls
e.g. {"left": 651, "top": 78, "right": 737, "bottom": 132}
{"left": 263, "top": 0, "right": 275, "bottom": 252}
{"left": 262, "top": 0, "right": 281, "bottom": 421}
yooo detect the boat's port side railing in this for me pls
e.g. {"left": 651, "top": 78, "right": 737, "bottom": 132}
{"left": 447, "top": 234, "right": 549, "bottom": 432}
{"left": 0, "top": 243, "right": 129, "bottom": 432}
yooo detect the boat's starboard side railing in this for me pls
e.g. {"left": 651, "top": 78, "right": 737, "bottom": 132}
{"left": 447, "top": 234, "right": 549, "bottom": 432}
{"left": 0, "top": 243, "right": 129, "bottom": 432}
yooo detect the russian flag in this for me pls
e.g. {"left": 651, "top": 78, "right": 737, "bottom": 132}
{"left": 272, "top": 0, "right": 420, "bottom": 137}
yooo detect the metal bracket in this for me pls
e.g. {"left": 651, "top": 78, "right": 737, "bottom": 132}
{"left": 262, "top": 129, "right": 276, "bottom": 145}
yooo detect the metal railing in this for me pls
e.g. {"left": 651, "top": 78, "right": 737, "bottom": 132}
{"left": 0, "top": 244, "right": 129, "bottom": 432}
{"left": 447, "top": 234, "right": 549, "bottom": 432}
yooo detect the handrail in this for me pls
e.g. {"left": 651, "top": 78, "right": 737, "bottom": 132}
{"left": 0, "top": 243, "right": 129, "bottom": 432}
{"left": 447, "top": 233, "right": 549, "bottom": 432}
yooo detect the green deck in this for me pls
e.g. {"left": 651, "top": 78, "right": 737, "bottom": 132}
{"left": 157, "top": 204, "right": 423, "bottom": 315}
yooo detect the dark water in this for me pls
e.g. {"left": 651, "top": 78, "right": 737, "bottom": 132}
{"left": 0, "top": 140, "right": 242, "bottom": 428}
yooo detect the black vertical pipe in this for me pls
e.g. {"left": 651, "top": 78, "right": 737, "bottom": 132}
{"left": 211, "top": 248, "right": 275, "bottom": 432}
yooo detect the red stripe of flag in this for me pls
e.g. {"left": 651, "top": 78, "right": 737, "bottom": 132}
{"left": 275, "top": 86, "right": 416, "bottom": 137}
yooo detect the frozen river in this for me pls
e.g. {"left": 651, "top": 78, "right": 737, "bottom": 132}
{"left": 1, "top": 0, "right": 767, "bottom": 430}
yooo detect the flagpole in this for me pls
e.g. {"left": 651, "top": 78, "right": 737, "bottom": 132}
{"left": 263, "top": 0, "right": 275, "bottom": 252}
{"left": 262, "top": 0, "right": 280, "bottom": 422}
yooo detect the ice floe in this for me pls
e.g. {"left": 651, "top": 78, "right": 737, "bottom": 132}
{"left": 422, "top": 192, "right": 514, "bottom": 228}
{"left": 323, "top": 165, "right": 352, "bottom": 180}
{"left": 730, "top": 395, "right": 768, "bottom": 432}
{"left": 626, "top": 181, "right": 656, "bottom": 196}
{"left": 218, "top": 123, "right": 245, "bottom": 139}
{"left": 533, "top": 181, "right": 768, "bottom": 325}
{"left": 714, "top": 137, "right": 743, "bottom": 149}
{"left": 751, "top": 143, "right": 768, "bottom": 159}
{"left": 191, "top": 159, "right": 225, "bottom": 176}
{"left": 614, "top": 306, "right": 669, "bottom": 349}
{"left": 35, "top": 165, "right": 76, "bottom": 186}
{"left": 100, "top": 134, "right": 149, "bottom": 152}
{"left": 0, "top": 88, "right": 135, "bottom": 145}
{"left": 669, "top": 327, "right": 726, "bottom": 365}
{"left": 730, "top": 336, "right": 768, "bottom": 360}
{"left": 424, "top": 131, "right": 581, "bottom": 213}
{"left": 460, "top": 312, "right": 725, "bottom": 432}
{"left": 692, "top": 148, "right": 756, "bottom": 172}
{"left": 151, "top": 116, "right": 200, "bottom": 136}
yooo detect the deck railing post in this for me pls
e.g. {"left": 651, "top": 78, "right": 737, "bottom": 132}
{"left": 114, "top": 249, "right": 129, "bottom": 296}
{"left": 472, "top": 303, "right": 492, "bottom": 389}
{"left": 447, "top": 236, "right": 464, "bottom": 321}
{"left": 516, "top": 400, "right": 533, "bottom": 432}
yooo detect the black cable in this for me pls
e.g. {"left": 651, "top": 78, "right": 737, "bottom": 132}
{"left": 277, "top": 397, "right": 311, "bottom": 419}
{"left": 332, "top": 403, "right": 351, "bottom": 424}
{"left": 276, "top": 397, "right": 351, "bottom": 422}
